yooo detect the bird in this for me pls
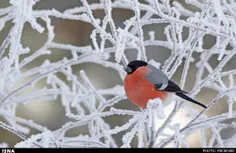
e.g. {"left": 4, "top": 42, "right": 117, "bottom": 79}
{"left": 123, "top": 60, "right": 206, "bottom": 109}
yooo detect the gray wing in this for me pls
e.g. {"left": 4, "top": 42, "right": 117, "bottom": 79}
{"left": 145, "top": 64, "right": 169, "bottom": 90}
{"left": 145, "top": 64, "right": 184, "bottom": 92}
{"left": 146, "top": 64, "right": 205, "bottom": 108}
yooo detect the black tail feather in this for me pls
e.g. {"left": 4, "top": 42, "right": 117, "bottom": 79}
{"left": 180, "top": 90, "right": 189, "bottom": 94}
{"left": 175, "top": 92, "right": 206, "bottom": 109}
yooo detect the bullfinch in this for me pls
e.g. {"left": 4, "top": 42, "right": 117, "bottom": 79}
{"left": 124, "top": 60, "right": 206, "bottom": 109}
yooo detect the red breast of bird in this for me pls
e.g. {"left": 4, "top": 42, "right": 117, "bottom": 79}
{"left": 124, "top": 66, "right": 169, "bottom": 108}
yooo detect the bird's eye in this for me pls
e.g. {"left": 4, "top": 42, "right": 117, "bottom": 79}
{"left": 154, "top": 84, "right": 162, "bottom": 90}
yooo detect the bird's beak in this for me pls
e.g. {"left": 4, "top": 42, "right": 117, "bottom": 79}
{"left": 125, "top": 66, "right": 132, "bottom": 74}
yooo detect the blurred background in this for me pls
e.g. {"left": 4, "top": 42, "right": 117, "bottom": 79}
{"left": 0, "top": 0, "right": 235, "bottom": 147}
